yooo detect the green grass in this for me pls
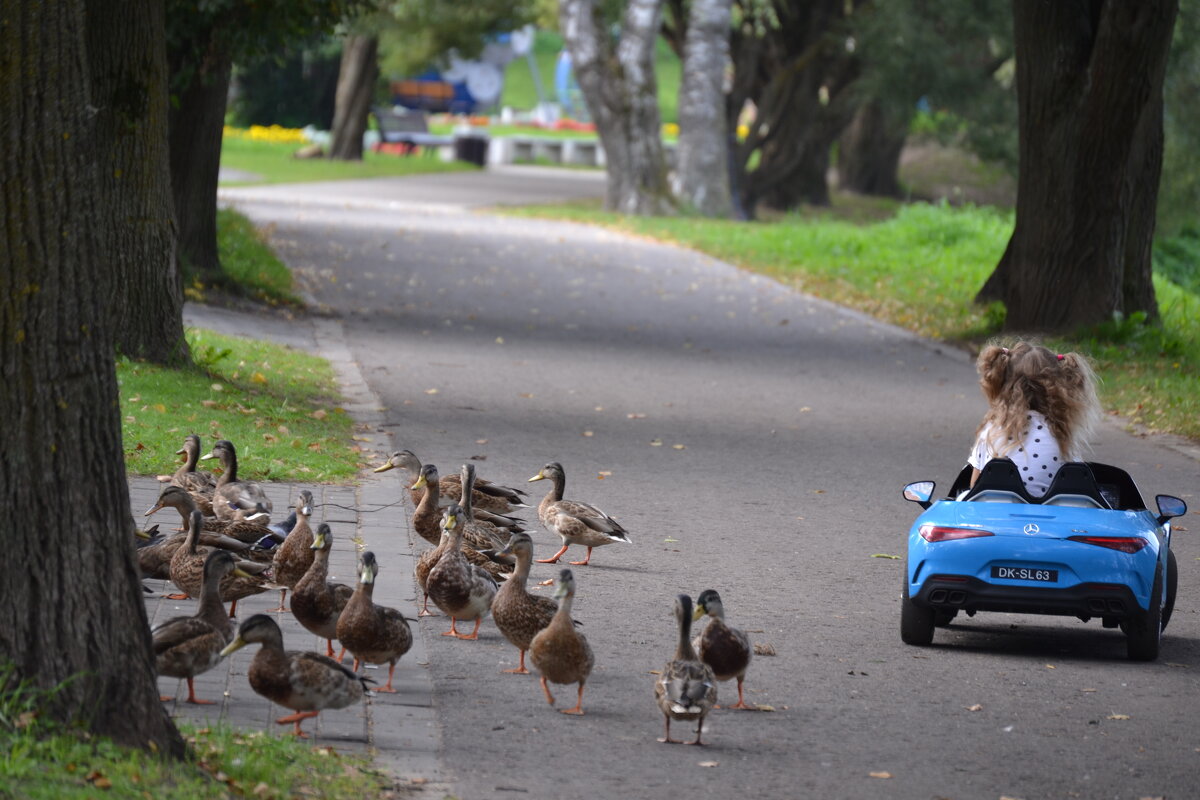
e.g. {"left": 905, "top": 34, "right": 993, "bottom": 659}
{"left": 503, "top": 200, "right": 1200, "bottom": 441}
{"left": 220, "top": 136, "right": 476, "bottom": 186}
{"left": 118, "top": 328, "right": 359, "bottom": 483}
{"left": 211, "top": 208, "right": 299, "bottom": 305}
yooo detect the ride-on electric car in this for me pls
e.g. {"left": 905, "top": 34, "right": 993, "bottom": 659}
{"left": 901, "top": 458, "right": 1187, "bottom": 661}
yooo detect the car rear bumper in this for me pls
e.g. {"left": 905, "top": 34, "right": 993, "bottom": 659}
{"left": 912, "top": 576, "right": 1143, "bottom": 619}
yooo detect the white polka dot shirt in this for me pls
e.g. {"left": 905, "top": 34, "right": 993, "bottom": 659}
{"left": 968, "top": 410, "right": 1064, "bottom": 497}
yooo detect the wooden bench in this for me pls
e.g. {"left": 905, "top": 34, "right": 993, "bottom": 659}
{"left": 371, "top": 107, "right": 454, "bottom": 156}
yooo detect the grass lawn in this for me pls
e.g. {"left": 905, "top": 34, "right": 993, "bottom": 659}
{"left": 119, "top": 328, "right": 358, "bottom": 483}
{"left": 220, "top": 136, "right": 476, "bottom": 186}
{"left": 503, "top": 199, "right": 1200, "bottom": 441}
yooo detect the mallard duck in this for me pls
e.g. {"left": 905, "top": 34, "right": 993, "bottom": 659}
{"left": 374, "top": 449, "right": 529, "bottom": 513}
{"left": 290, "top": 523, "right": 354, "bottom": 660}
{"left": 169, "top": 510, "right": 269, "bottom": 616}
{"left": 490, "top": 532, "right": 560, "bottom": 675}
{"left": 336, "top": 551, "right": 413, "bottom": 693}
{"left": 528, "top": 569, "right": 593, "bottom": 715}
{"left": 154, "top": 549, "right": 249, "bottom": 704}
{"left": 169, "top": 433, "right": 217, "bottom": 513}
{"left": 201, "top": 439, "right": 273, "bottom": 524}
{"left": 655, "top": 594, "right": 717, "bottom": 745}
{"left": 693, "top": 589, "right": 753, "bottom": 710}
{"left": 458, "top": 463, "right": 521, "bottom": 551}
{"left": 220, "top": 614, "right": 372, "bottom": 737}
{"left": 145, "top": 485, "right": 274, "bottom": 544}
{"left": 528, "top": 462, "right": 631, "bottom": 566}
{"left": 426, "top": 504, "right": 499, "bottom": 639}
{"left": 135, "top": 519, "right": 270, "bottom": 582}
{"left": 269, "top": 489, "right": 316, "bottom": 611}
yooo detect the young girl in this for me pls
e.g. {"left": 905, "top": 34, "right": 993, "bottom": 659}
{"left": 968, "top": 341, "right": 1101, "bottom": 496}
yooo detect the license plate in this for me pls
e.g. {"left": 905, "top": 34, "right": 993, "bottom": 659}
{"left": 991, "top": 565, "right": 1058, "bottom": 582}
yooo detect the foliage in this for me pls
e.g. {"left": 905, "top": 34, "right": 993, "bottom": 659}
{"left": 213, "top": 208, "right": 301, "bottom": 305}
{"left": 1152, "top": 227, "right": 1200, "bottom": 296}
{"left": 378, "top": 0, "right": 540, "bottom": 78}
{"left": 229, "top": 41, "right": 342, "bottom": 129}
{"left": 0, "top": 667, "right": 391, "bottom": 800}
{"left": 1159, "top": 1, "right": 1200, "bottom": 237}
{"left": 118, "top": 328, "right": 359, "bottom": 483}
{"left": 505, "top": 200, "right": 1200, "bottom": 439}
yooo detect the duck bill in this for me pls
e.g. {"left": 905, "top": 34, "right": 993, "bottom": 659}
{"left": 135, "top": 528, "right": 152, "bottom": 540}
{"left": 299, "top": 505, "right": 313, "bottom": 517}
{"left": 219, "top": 637, "right": 247, "bottom": 657}
{"left": 174, "top": 447, "right": 188, "bottom": 455}
{"left": 527, "top": 471, "right": 545, "bottom": 483}
{"left": 200, "top": 451, "right": 216, "bottom": 461}
{"left": 232, "top": 567, "right": 254, "bottom": 579}
{"left": 143, "top": 503, "right": 163, "bottom": 516}
{"left": 692, "top": 605, "right": 705, "bottom": 622}
{"left": 373, "top": 461, "right": 396, "bottom": 473}
{"left": 411, "top": 474, "right": 427, "bottom": 490}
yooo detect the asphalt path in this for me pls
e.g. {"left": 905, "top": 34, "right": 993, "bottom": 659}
{"left": 223, "top": 168, "right": 1200, "bottom": 800}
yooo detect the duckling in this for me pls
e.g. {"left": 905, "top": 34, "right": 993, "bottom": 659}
{"left": 528, "top": 462, "right": 631, "bottom": 566}
{"left": 290, "top": 524, "right": 354, "bottom": 660}
{"left": 145, "top": 485, "right": 274, "bottom": 544}
{"left": 655, "top": 594, "right": 717, "bottom": 745}
{"left": 426, "top": 504, "right": 499, "bottom": 639}
{"left": 528, "top": 569, "right": 593, "bottom": 715}
{"left": 220, "top": 614, "right": 372, "bottom": 737}
{"left": 153, "top": 549, "right": 249, "bottom": 704}
{"left": 374, "top": 449, "right": 529, "bottom": 513}
{"left": 269, "top": 489, "right": 316, "bottom": 611}
{"left": 169, "top": 510, "right": 269, "bottom": 616}
{"left": 201, "top": 439, "right": 273, "bottom": 524}
{"left": 693, "top": 589, "right": 753, "bottom": 710}
{"left": 490, "top": 532, "right": 560, "bottom": 675}
{"left": 336, "top": 551, "right": 413, "bottom": 693}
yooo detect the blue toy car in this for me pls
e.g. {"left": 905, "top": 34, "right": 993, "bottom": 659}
{"left": 901, "top": 458, "right": 1187, "bottom": 660}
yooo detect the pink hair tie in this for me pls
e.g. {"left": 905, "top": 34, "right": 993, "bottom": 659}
{"left": 1056, "top": 354, "right": 1064, "bottom": 361}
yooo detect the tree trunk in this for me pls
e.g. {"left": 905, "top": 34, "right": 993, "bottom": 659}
{"left": 673, "top": 0, "right": 733, "bottom": 217}
{"left": 87, "top": 0, "right": 190, "bottom": 365}
{"left": 977, "top": 0, "right": 1176, "bottom": 332}
{"left": 0, "top": 0, "right": 186, "bottom": 757}
{"left": 169, "top": 28, "right": 233, "bottom": 287}
{"left": 328, "top": 34, "right": 379, "bottom": 161}
{"left": 837, "top": 99, "right": 908, "bottom": 198}
{"left": 560, "top": 0, "right": 675, "bottom": 215}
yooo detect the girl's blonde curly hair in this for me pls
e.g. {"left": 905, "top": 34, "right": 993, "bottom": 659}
{"left": 975, "top": 341, "right": 1101, "bottom": 461}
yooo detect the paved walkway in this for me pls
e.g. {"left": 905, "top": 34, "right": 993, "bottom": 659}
{"left": 136, "top": 305, "right": 446, "bottom": 794}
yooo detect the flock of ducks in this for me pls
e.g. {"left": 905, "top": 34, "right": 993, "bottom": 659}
{"left": 141, "top": 437, "right": 755, "bottom": 744}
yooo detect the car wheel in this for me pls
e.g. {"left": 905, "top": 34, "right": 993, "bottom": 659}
{"left": 1162, "top": 549, "right": 1178, "bottom": 631}
{"left": 1125, "top": 562, "right": 1163, "bottom": 662}
{"left": 934, "top": 609, "right": 957, "bottom": 627}
{"left": 901, "top": 570, "right": 935, "bottom": 646}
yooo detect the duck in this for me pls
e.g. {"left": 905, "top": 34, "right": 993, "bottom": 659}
{"left": 458, "top": 463, "right": 522, "bottom": 551}
{"left": 168, "top": 510, "right": 269, "bottom": 616}
{"left": 336, "top": 551, "right": 413, "bottom": 693}
{"left": 527, "top": 462, "right": 631, "bottom": 566}
{"left": 220, "top": 614, "right": 372, "bottom": 737}
{"left": 693, "top": 589, "right": 753, "bottom": 710}
{"left": 426, "top": 504, "right": 499, "bottom": 639}
{"left": 528, "top": 568, "right": 593, "bottom": 715}
{"left": 153, "top": 549, "right": 249, "bottom": 704}
{"left": 490, "top": 532, "right": 561, "bottom": 675}
{"left": 201, "top": 439, "right": 274, "bottom": 524}
{"left": 374, "top": 449, "right": 529, "bottom": 513}
{"left": 169, "top": 433, "right": 217, "bottom": 514}
{"left": 269, "top": 489, "right": 316, "bottom": 611}
{"left": 655, "top": 594, "right": 717, "bottom": 745}
{"left": 145, "top": 485, "right": 274, "bottom": 544}
{"left": 289, "top": 523, "right": 355, "bottom": 660}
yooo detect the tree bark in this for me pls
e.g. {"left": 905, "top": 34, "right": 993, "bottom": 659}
{"left": 560, "top": 0, "right": 675, "bottom": 215}
{"left": 977, "top": 0, "right": 1176, "bottom": 332}
{"left": 169, "top": 26, "right": 233, "bottom": 286}
{"left": 328, "top": 34, "right": 379, "bottom": 161}
{"left": 837, "top": 99, "right": 908, "bottom": 198}
{"left": 87, "top": 0, "right": 190, "bottom": 364}
{"left": 673, "top": 0, "right": 733, "bottom": 217}
{"left": 0, "top": 0, "right": 186, "bottom": 757}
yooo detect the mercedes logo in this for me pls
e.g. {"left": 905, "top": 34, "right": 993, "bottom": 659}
{"left": 1023, "top": 523, "right": 1040, "bottom": 535}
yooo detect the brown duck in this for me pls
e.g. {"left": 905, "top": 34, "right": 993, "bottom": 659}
{"left": 269, "top": 489, "right": 316, "bottom": 611}
{"left": 692, "top": 589, "right": 753, "bottom": 710}
{"left": 489, "top": 532, "right": 560, "bottom": 675}
{"left": 336, "top": 551, "right": 413, "bottom": 693}
{"left": 426, "top": 504, "right": 499, "bottom": 639}
{"left": 374, "top": 449, "right": 529, "bottom": 513}
{"left": 655, "top": 594, "right": 717, "bottom": 745}
{"left": 168, "top": 510, "right": 269, "bottom": 616}
{"left": 289, "top": 523, "right": 354, "bottom": 660}
{"left": 528, "top": 568, "right": 593, "bottom": 715}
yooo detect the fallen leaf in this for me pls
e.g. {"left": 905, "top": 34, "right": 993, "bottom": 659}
{"left": 1081, "top": 688, "right": 1097, "bottom": 692}
{"left": 869, "top": 772, "right": 892, "bottom": 779}
{"left": 1045, "top": 664, "right": 1056, "bottom": 669}
{"left": 424, "top": 388, "right": 439, "bottom": 395}
{"left": 476, "top": 439, "right": 488, "bottom": 445}
{"left": 251, "top": 372, "right": 267, "bottom": 384}
{"left": 755, "top": 704, "right": 776, "bottom": 712}
{"left": 965, "top": 704, "right": 983, "bottom": 712}
{"left": 519, "top": 393, "right": 534, "bottom": 398}
{"left": 1107, "top": 714, "right": 1131, "bottom": 720}
{"left": 311, "top": 409, "right": 327, "bottom": 419}
{"left": 813, "top": 489, "right": 826, "bottom": 494}
{"left": 871, "top": 553, "right": 900, "bottom": 559}
{"left": 698, "top": 761, "right": 719, "bottom": 768}
{"left": 598, "top": 470, "right": 612, "bottom": 477}
{"left": 252, "top": 783, "right": 272, "bottom": 797}
{"left": 582, "top": 431, "right": 594, "bottom": 437}
{"left": 672, "top": 443, "right": 686, "bottom": 450}
{"left": 627, "top": 412, "right": 647, "bottom": 419}
{"left": 153, "top": 403, "right": 167, "bottom": 413}
{"left": 649, "top": 439, "right": 663, "bottom": 446}
{"left": 753, "top": 643, "right": 776, "bottom": 656}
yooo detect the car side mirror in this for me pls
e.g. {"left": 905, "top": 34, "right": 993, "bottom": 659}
{"left": 904, "top": 481, "right": 935, "bottom": 510}
{"left": 1155, "top": 494, "right": 1187, "bottom": 526}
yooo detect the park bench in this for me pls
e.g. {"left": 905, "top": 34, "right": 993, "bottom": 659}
{"left": 371, "top": 106, "right": 454, "bottom": 156}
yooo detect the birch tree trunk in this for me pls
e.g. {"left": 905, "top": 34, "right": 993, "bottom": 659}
{"left": 673, "top": 0, "right": 733, "bottom": 217}
{"left": 560, "top": 0, "right": 675, "bottom": 215}
{"left": 328, "top": 34, "right": 379, "bottom": 161}
{"left": 0, "top": 0, "right": 186, "bottom": 757}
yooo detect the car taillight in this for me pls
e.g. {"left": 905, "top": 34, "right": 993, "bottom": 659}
{"left": 1067, "top": 535, "right": 1148, "bottom": 554}
{"left": 920, "top": 524, "right": 994, "bottom": 542}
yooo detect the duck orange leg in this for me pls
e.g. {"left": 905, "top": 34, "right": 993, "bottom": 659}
{"left": 457, "top": 617, "right": 483, "bottom": 641}
{"left": 418, "top": 592, "right": 436, "bottom": 617}
{"left": 502, "top": 650, "right": 530, "bottom": 674}
{"left": 539, "top": 676, "right": 556, "bottom": 707}
{"left": 270, "top": 588, "right": 288, "bottom": 613}
{"left": 277, "top": 710, "right": 320, "bottom": 737}
{"left": 184, "top": 677, "right": 216, "bottom": 705}
{"left": 724, "top": 677, "right": 753, "bottom": 710}
{"left": 568, "top": 547, "right": 594, "bottom": 566}
{"left": 559, "top": 682, "right": 586, "bottom": 715}
{"left": 227, "top": 599, "right": 240, "bottom": 618}
{"left": 441, "top": 617, "right": 463, "bottom": 637}
{"left": 536, "top": 543, "right": 570, "bottom": 564}
{"left": 657, "top": 717, "right": 680, "bottom": 744}
{"left": 375, "top": 661, "right": 398, "bottom": 693}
